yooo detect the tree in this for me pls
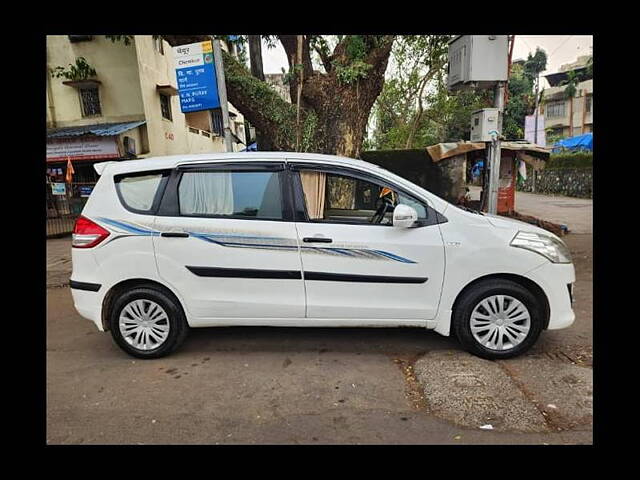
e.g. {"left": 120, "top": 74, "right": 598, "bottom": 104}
{"left": 368, "top": 35, "right": 491, "bottom": 150}
{"left": 502, "top": 48, "right": 548, "bottom": 141}
{"left": 161, "top": 35, "right": 395, "bottom": 158}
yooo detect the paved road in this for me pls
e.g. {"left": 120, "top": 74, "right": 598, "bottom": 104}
{"left": 47, "top": 205, "right": 592, "bottom": 444}
{"left": 468, "top": 186, "right": 593, "bottom": 234}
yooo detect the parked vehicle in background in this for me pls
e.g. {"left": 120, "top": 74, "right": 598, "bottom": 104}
{"left": 70, "top": 152, "right": 575, "bottom": 359}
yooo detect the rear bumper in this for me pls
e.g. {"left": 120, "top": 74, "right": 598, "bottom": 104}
{"left": 70, "top": 282, "right": 105, "bottom": 331}
{"left": 525, "top": 261, "right": 576, "bottom": 330}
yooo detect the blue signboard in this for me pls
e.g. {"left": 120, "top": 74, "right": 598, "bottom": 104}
{"left": 173, "top": 41, "right": 220, "bottom": 113}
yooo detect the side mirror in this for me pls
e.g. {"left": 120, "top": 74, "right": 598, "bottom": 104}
{"left": 393, "top": 204, "right": 418, "bottom": 228}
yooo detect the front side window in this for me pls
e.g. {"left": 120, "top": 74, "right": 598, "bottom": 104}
{"left": 116, "top": 173, "right": 165, "bottom": 212}
{"left": 178, "top": 170, "right": 283, "bottom": 220}
{"left": 298, "top": 169, "right": 428, "bottom": 225}
{"left": 79, "top": 86, "right": 101, "bottom": 117}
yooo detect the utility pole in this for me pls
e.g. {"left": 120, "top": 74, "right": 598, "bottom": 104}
{"left": 487, "top": 81, "right": 505, "bottom": 215}
{"left": 212, "top": 38, "right": 233, "bottom": 152}
{"left": 533, "top": 70, "right": 540, "bottom": 145}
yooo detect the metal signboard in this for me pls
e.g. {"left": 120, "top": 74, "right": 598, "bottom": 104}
{"left": 173, "top": 40, "right": 220, "bottom": 113}
{"left": 51, "top": 183, "right": 66, "bottom": 196}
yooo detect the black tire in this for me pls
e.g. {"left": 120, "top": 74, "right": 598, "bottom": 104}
{"left": 109, "top": 287, "right": 189, "bottom": 359}
{"left": 452, "top": 279, "right": 544, "bottom": 360}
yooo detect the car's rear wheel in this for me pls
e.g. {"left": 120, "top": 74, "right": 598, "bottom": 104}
{"left": 109, "top": 287, "right": 189, "bottom": 359}
{"left": 452, "top": 279, "right": 544, "bottom": 360}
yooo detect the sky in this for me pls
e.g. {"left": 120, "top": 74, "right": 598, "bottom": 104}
{"left": 259, "top": 35, "right": 593, "bottom": 89}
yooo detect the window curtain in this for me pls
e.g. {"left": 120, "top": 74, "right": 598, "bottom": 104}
{"left": 118, "top": 174, "right": 163, "bottom": 211}
{"left": 300, "top": 171, "right": 326, "bottom": 220}
{"left": 179, "top": 171, "right": 234, "bottom": 215}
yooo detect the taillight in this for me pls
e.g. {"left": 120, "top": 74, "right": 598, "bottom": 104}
{"left": 72, "top": 216, "right": 110, "bottom": 248}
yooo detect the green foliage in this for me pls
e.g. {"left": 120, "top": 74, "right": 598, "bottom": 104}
{"left": 51, "top": 57, "right": 97, "bottom": 81}
{"left": 546, "top": 152, "right": 592, "bottom": 169}
{"left": 369, "top": 35, "right": 473, "bottom": 149}
{"left": 332, "top": 35, "right": 380, "bottom": 85}
{"left": 523, "top": 48, "right": 547, "bottom": 82}
{"left": 562, "top": 70, "right": 579, "bottom": 99}
{"left": 335, "top": 60, "right": 373, "bottom": 84}
{"left": 545, "top": 128, "right": 565, "bottom": 146}
{"left": 223, "top": 50, "right": 322, "bottom": 152}
{"left": 503, "top": 63, "right": 534, "bottom": 140}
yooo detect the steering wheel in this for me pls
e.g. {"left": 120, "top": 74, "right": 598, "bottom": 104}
{"left": 370, "top": 196, "right": 393, "bottom": 224}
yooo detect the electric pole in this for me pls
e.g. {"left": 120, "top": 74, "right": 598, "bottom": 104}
{"left": 487, "top": 81, "right": 505, "bottom": 215}
{"left": 534, "top": 70, "right": 539, "bottom": 145}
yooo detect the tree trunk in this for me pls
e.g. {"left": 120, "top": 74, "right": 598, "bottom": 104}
{"left": 247, "top": 35, "right": 272, "bottom": 151}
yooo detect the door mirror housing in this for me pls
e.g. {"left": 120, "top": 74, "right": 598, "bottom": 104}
{"left": 393, "top": 204, "right": 418, "bottom": 228}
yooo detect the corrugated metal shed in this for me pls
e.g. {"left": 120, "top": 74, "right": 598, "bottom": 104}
{"left": 47, "top": 121, "right": 146, "bottom": 139}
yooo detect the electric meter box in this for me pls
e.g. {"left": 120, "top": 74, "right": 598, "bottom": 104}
{"left": 470, "top": 108, "right": 500, "bottom": 142}
{"left": 447, "top": 35, "right": 509, "bottom": 91}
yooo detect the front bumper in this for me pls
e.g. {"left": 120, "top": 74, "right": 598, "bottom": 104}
{"left": 525, "top": 261, "right": 576, "bottom": 330}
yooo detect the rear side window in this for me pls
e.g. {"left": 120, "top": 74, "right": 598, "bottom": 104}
{"left": 178, "top": 170, "right": 283, "bottom": 220}
{"left": 115, "top": 172, "right": 166, "bottom": 213}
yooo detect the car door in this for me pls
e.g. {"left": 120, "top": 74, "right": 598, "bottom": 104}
{"left": 289, "top": 162, "right": 446, "bottom": 321}
{"left": 152, "top": 161, "right": 305, "bottom": 325}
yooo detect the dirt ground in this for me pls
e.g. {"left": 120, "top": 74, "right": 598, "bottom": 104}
{"left": 46, "top": 229, "right": 592, "bottom": 444}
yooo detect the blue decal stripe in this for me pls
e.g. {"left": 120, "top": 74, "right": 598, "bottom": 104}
{"left": 370, "top": 249, "right": 417, "bottom": 264}
{"left": 98, "top": 218, "right": 160, "bottom": 236}
{"left": 100, "top": 218, "right": 417, "bottom": 263}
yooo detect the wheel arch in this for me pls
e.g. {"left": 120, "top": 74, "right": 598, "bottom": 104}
{"left": 451, "top": 273, "right": 551, "bottom": 330}
{"left": 101, "top": 278, "right": 188, "bottom": 332}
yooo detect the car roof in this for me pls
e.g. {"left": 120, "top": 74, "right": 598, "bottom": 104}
{"left": 95, "top": 152, "right": 383, "bottom": 175}
{"left": 96, "top": 151, "right": 449, "bottom": 212}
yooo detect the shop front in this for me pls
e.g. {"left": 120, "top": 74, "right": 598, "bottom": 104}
{"left": 46, "top": 121, "right": 145, "bottom": 236}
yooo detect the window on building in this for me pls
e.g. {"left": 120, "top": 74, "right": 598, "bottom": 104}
{"left": 545, "top": 101, "right": 566, "bottom": 119}
{"left": 153, "top": 36, "right": 164, "bottom": 55}
{"left": 178, "top": 170, "right": 283, "bottom": 219}
{"left": 160, "top": 94, "right": 172, "bottom": 121}
{"left": 79, "top": 86, "right": 102, "bottom": 117}
{"left": 211, "top": 109, "right": 224, "bottom": 136}
{"left": 585, "top": 95, "right": 592, "bottom": 113}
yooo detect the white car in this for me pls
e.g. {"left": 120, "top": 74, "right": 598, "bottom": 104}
{"left": 70, "top": 152, "right": 575, "bottom": 359}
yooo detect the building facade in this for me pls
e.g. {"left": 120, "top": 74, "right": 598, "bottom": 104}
{"left": 540, "top": 55, "right": 593, "bottom": 139}
{"left": 46, "top": 35, "right": 248, "bottom": 184}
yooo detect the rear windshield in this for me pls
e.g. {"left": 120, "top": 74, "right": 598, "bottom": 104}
{"left": 115, "top": 171, "right": 168, "bottom": 213}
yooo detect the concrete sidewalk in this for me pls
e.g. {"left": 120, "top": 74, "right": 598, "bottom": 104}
{"left": 468, "top": 186, "right": 592, "bottom": 234}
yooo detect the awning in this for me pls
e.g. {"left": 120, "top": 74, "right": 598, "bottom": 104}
{"left": 47, "top": 121, "right": 146, "bottom": 139}
{"left": 426, "top": 140, "right": 551, "bottom": 162}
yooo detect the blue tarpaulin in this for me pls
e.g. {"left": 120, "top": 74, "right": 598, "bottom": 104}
{"left": 552, "top": 133, "right": 592, "bottom": 153}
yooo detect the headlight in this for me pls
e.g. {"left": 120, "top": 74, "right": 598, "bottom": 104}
{"left": 510, "top": 231, "right": 572, "bottom": 263}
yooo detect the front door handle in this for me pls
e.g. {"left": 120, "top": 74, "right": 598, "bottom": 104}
{"left": 161, "top": 232, "right": 189, "bottom": 238}
{"left": 303, "top": 237, "right": 332, "bottom": 243}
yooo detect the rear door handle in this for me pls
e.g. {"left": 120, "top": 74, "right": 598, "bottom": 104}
{"left": 161, "top": 232, "right": 189, "bottom": 238}
{"left": 303, "top": 237, "right": 332, "bottom": 243}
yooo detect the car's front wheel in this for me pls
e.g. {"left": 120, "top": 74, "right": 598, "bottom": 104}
{"left": 452, "top": 279, "right": 544, "bottom": 360}
{"left": 109, "top": 287, "right": 189, "bottom": 359}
